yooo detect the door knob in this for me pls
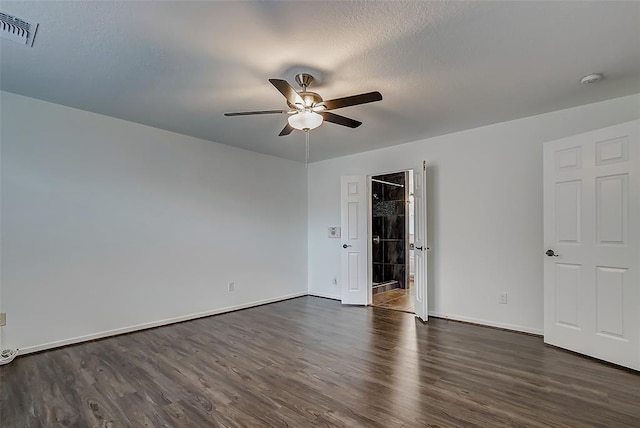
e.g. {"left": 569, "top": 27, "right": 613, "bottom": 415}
{"left": 415, "top": 246, "right": 424, "bottom": 251}
{"left": 342, "top": 244, "right": 352, "bottom": 249}
{"left": 545, "top": 249, "right": 559, "bottom": 257}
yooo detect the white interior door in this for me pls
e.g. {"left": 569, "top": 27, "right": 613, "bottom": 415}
{"left": 413, "top": 163, "right": 428, "bottom": 321}
{"left": 543, "top": 120, "right": 639, "bottom": 370}
{"left": 340, "top": 175, "right": 368, "bottom": 305}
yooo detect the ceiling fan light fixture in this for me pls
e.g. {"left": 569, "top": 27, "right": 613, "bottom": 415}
{"left": 288, "top": 111, "right": 323, "bottom": 130}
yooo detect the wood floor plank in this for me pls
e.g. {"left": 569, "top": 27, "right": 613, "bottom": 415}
{"left": 1, "top": 296, "right": 639, "bottom": 427}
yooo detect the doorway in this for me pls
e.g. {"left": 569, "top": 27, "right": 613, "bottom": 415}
{"left": 370, "top": 170, "right": 415, "bottom": 313}
{"left": 340, "top": 164, "right": 427, "bottom": 320}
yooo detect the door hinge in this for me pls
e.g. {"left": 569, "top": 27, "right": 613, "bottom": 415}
{"left": 423, "top": 161, "right": 426, "bottom": 171}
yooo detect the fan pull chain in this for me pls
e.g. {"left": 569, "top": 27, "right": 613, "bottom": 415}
{"left": 305, "top": 130, "right": 310, "bottom": 167}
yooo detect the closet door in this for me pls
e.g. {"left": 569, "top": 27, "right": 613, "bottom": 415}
{"left": 543, "top": 120, "right": 639, "bottom": 370}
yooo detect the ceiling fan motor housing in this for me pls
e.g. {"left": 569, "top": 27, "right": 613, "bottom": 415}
{"left": 288, "top": 91, "right": 324, "bottom": 110}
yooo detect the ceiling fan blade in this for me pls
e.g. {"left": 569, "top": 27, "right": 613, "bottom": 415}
{"left": 269, "top": 79, "right": 304, "bottom": 105}
{"left": 224, "top": 110, "right": 289, "bottom": 116}
{"left": 279, "top": 123, "right": 294, "bottom": 136}
{"left": 320, "top": 111, "right": 362, "bottom": 128}
{"left": 322, "top": 91, "right": 382, "bottom": 111}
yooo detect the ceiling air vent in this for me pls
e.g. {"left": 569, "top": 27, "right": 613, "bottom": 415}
{"left": 0, "top": 12, "right": 38, "bottom": 47}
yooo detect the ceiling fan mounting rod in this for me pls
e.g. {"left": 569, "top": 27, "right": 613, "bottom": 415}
{"left": 295, "top": 73, "right": 314, "bottom": 91}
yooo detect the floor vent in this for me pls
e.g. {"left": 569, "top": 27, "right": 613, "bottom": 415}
{"left": 0, "top": 12, "right": 38, "bottom": 47}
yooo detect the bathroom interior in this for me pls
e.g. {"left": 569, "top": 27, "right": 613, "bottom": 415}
{"left": 371, "top": 170, "right": 414, "bottom": 313}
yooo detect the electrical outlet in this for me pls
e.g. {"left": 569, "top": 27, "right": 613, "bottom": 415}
{"left": 228, "top": 282, "right": 235, "bottom": 292}
{"left": 0, "top": 313, "right": 6, "bottom": 326}
{"left": 331, "top": 276, "right": 338, "bottom": 285}
{"left": 499, "top": 293, "right": 508, "bottom": 304}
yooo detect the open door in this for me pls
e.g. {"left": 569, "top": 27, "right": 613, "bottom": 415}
{"left": 413, "top": 162, "right": 428, "bottom": 321}
{"left": 340, "top": 175, "right": 368, "bottom": 305}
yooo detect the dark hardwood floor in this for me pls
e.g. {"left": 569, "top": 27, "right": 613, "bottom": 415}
{"left": 1, "top": 296, "right": 639, "bottom": 427}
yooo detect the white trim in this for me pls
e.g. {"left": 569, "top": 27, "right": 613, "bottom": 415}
{"left": 15, "top": 294, "right": 544, "bottom": 356}
{"left": 428, "top": 311, "right": 543, "bottom": 336}
{"left": 18, "top": 292, "right": 308, "bottom": 355}
{"left": 308, "top": 292, "right": 341, "bottom": 301}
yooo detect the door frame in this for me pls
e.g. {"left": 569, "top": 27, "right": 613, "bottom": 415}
{"left": 366, "top": 167, "right": 419, "bottom": 309}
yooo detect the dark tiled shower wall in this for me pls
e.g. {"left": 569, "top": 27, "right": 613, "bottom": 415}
{"left": 371, "top": 172, "right": 407, "bottom": 289}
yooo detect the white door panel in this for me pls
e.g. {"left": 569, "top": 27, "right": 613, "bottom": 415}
{"left": 544, "top": 120, "right": 639, "bottom": 370}
{"left": 340, "top": 176, "right": 368, "bottom": 305}
{"left": 413, "top": 164, "right": 428, "bottom": 321}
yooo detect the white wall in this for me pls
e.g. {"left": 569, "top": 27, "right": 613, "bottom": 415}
{"left": 0, "top": 91, "right": 308, "bottom": 353}
{"left": 2, "top": 91, "right": 638, "bottom": 353}
{"left": 308, "top": 93, "right": 640, "bottom": 334}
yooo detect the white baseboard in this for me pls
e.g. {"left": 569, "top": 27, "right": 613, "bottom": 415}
{"left": 16, "top": 294, "right": 542, "bottom": 355}
{"left": 307, "top": 292, "right": 341, "bottom": 301}
{"left": 428, "top": 311, "right": 543, "bottom": 336}
{"left": 18, "top": 291, "right": 308, "bottom": 355}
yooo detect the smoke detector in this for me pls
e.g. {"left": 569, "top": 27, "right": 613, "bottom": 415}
{"left": 580, "top": 73, "right": 603, "bottom": 84}
{"left": 0, "top": 12, "right": 38, "bottom": 47}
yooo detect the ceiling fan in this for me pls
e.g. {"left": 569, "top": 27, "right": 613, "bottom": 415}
{"left": 224, "top": 73, "right": 382, "bottom": 136}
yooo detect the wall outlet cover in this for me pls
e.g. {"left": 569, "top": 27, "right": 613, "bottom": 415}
{"left": 228, "top": 282, "right": 235, "bottom": 292}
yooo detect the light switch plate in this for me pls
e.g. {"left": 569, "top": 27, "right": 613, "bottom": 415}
{"left": 0, "top": 313, "right": 6, "bottom": 326}
{"left": 328, "top": 227, "right": 341, "bottom": 238}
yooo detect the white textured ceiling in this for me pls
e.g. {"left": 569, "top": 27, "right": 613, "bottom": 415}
{"left": 1, "top": 1, "right": 639, "bottom": 162}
